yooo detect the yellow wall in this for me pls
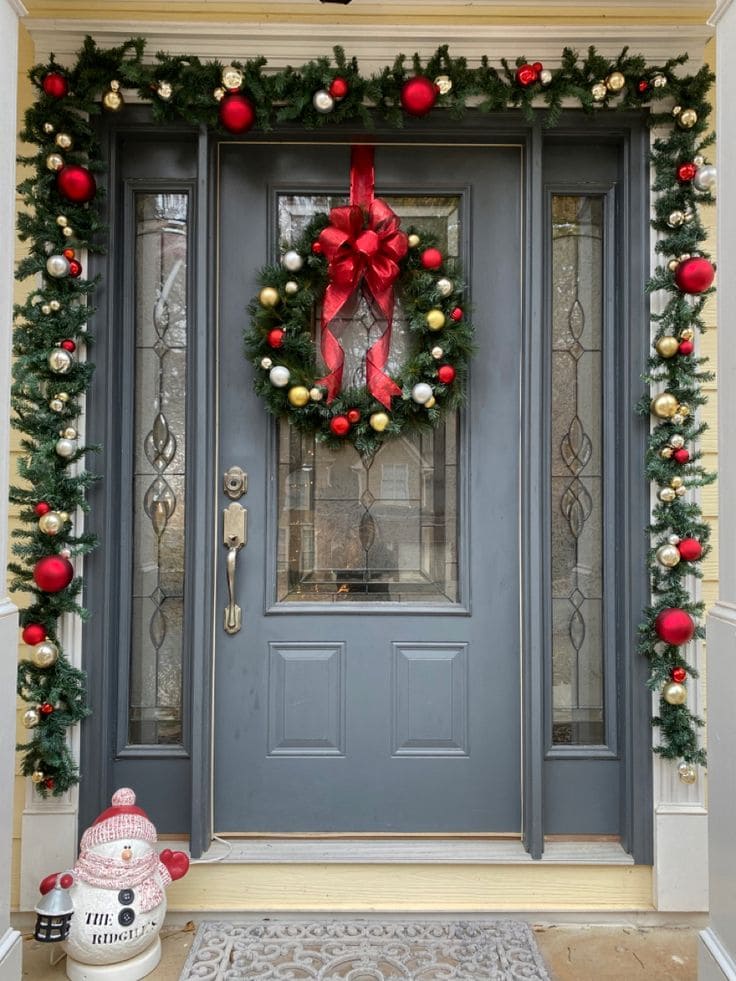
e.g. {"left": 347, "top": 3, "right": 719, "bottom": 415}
{"left": 9, "top": 6, "right": 717, "bottom": 913}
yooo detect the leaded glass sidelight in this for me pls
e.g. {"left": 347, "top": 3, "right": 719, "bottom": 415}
{"left": 275, "top": 194, "right": 461, "bottom": 604}
{"left": 550, "top": 195, "right": 605, "bottom": 746}
{"left": 129, "top": 193, "right": 188, "bottom": 744}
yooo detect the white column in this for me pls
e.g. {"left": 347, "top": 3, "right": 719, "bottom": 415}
{"left": 0, "top": 3, "right": 26, "bottom": 979}
{"left": 699, "top": 1, "right": 736, "bottom": 978}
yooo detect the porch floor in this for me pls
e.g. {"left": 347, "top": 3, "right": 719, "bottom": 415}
{"left": 21, "top": 923, "right": 699, "bottom": 979}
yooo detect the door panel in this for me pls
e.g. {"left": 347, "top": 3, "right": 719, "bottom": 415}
{"left": 215, "top": 143, "right": 522, "bottom": 832}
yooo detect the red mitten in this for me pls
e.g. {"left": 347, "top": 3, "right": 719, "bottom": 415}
{"left": 39, "top": 872, "right": 59, "bottom": 895}
{"left": 159, "top": 848, "right": 189, "bottom": 881}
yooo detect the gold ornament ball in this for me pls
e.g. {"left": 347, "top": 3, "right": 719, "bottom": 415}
{"left": 102, "top": 81, "right": 124, "bottom": 112}
{"left": 369, "top": 411, "right": 390, "bottom": 432}
{"left": 670, "top": 476, "right": 684, "bottom": 489}
{"left": 31, "top": 770, "right": 44, "bottom": 784}
{"left": 43, "top": 122, "right": 54, "bottom": 134}
{"left": 260, "top": 357, "right": 273, "bottom": 370}
{"left": 434, "top": 74, "right": 453, "bottom": 95}
{"left": 54, "top": 132, "right": 72, "bottom": 150}
{"left": 591, "top": 82, "right": 607, "bottom": 101}
{"left": 39, "top": 511, "right": 64, "bottom": 535}
{"left": 213, "top": 87, "right": 225, "bottom": 102}
{"left": 663, "top": 681, "right": 688, "bottom": 705}
{"left": 655, "top": 336, "right": 679, "bottom": 359}
{"left": 670, "top": 434, "right": 685, "bottom": 449}
{"left": 287, "top": 385, "right": 310, "bottom": 407}
{"left": 677, "top": 108, "right": 698, "bottom": 129}
{"left": 408, "top": 234, "right": 421, "bottom": 248}
{"left": 56, "top": 215, "right": 68, "bottom": 227}
{"left": 675, "top": 486, "right": 687, "bottom": 497}
{"left": 50, "top": 300, "right": 61, "bottom": 312}
{"left": 284, "top": 281, "right": 299, "bottom": 295}
{"left": 678, "top": 761, "right": 697, "bottom": 784}
{"left": 660, "top": 446, "right": 674, "bottom": 460}
{"left": 425, "top": 396, "right": 436, "bottom": 409}
{"left": 46, "top": 153, "right": 64, "bottom": 172}
{"left": 48, "top": 348, "right": 73, "bottom": 374}
{"left": 656, "top": 544, "right": 681, "bottom": 567}
{"left": 668, "top": 259, "right": 680, "bottom": 273}
{"left": 23, "top": 708, "right": 40, "bottom": 729}
{"left": 677, "top": 404, "right": 690, "bottom": 418}
{"left": 651, "top": 393, "right": 678, "bottom": 418}
{"left": 653, "top": 74, "right": 667, "bottom": 88}
{"left": 426, "top": 309, "right": 446, "bottom": 331}
{"left": 222, "top": 66, "right": 244, "bottom": 90}
{"left": 658, "top": 487, "right": 676, "bottom": 503}
{"left": 606, "top": 71, "right": 626, "bottom": 92}
{"left": 667, "top": 210, "right": 684, "bottom": 227}
{"left": 157, "top": 81, "right": 173, "bottom": 101}
{"left": 41, "top": 304, "right": 51, "bottom": 316}
{"left": 31, "top": 640, "right": 59, "bottom": 668}
{"left": 309, "top": 387, "right": 324, "bottom": 402}
{"left": 63, "top": 426, "right": 78, "bottom": 440}
{"left": 259, "top": 287, "right": 280, "bottom": 308}
{"left": 63, "top": 226, "right": 74, "bottom": 238}
{"left": 680, "top": 328, "right": 695, "bottom": 341}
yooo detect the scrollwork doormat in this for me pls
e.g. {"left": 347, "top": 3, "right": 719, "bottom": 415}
{"left": 179, "top": 919, "right": 552, "bottom": 980}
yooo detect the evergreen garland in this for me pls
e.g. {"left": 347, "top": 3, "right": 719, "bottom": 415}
{"left": 12, "top": 36, "right": 714, "bottom": 795}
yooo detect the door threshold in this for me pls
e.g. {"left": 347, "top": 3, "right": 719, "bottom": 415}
{"left": 178, "top": 837, "right": 634, "bottom": 866}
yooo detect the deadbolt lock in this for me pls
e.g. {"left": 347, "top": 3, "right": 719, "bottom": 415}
{"left": 223, "top": 466, "right": 248, "bottom": 499}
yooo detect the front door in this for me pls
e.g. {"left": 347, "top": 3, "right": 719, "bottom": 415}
{"left": 215, "top": 142, "right": 522, "bottom": 832}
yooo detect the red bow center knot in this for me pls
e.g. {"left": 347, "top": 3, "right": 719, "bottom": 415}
{"left": 317, "top": 201, "right": 409, "bottom": 408}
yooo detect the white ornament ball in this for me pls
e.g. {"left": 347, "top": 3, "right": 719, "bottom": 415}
{"left": 436, "top": 277, "right": 453, "bottom": 297}
{"left": 46, "top": 254, "right": 70, "bottom": 279}
{"left": 284, "top": 281, "right": 299, "bottom": 295}
{"left": 282, "top": 250, "right": 304, "bottom": 272}
{"left": 269, "top": 365, "right": 291, "bottom": 387}
{"left": 430, "top": 346, "right": 444, "bottom": 360}
{"left": 411, "top": 382, "right": 434, "bottom": 405}
{"left": 693, "top": 164, "right": 717, "bottom": 193}
{"left": 309, "top": 387, "right": 324, "bottom": 402}
{"left": 539, "top": 69, "right": 553, "bottom": 86}
{"left": 55, "top": 437, "right": 77, "bottom": 458}
{"left": 312, "top": 89, "right": 335, "bottom": 114}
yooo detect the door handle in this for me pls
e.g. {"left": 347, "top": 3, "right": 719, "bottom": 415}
{"left": 223, "top": 502, "right": 247, "bottom": 634}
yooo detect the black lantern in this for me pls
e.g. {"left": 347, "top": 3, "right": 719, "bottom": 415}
{"left": 34, "top": 873, "right": 75, "bottom": 943}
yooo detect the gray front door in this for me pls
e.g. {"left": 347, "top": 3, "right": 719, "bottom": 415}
{"left": 215, "top": 143, "right": 522, "bottom": 832}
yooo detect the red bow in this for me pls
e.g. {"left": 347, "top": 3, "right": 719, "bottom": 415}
{"left": 316, "top": 200, "right": 408, "bottom": 406}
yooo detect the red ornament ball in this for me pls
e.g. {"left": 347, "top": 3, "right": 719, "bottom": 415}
{"left": 39, "top": 702, "right": 54, "bottom": 716}
{"left": 44, "top": 778, "right": 55, "bottom": 790}
{"left": 636, "top": 79, "right": 651, "bottom": 96}
{"left": 56, "top": 165, "right": 97, "bottom": 204}
{"left": 329, "top": 77, "right": 349, "bottom": 100}
{"left": 34, "top": 502, "right": 51, "bottom": 517}
{"left": 655, "top": 608, "right": 695, "bottom": 646}
{"left": 68, "top": 259, "right": 82, "bottom": 279}
{"left": 437, "top": 364, "right": 456, "bottom": 384}
{"left": 62, "top": 248, "right": 76, "bottom": 261}
{"left": 679, "top": 339, "right": 694, "bottom": 356}
{"left": 516, "top": 63, "right": 540, "bottom": 87}
{"left": 22, "top": 623, "right": 46, "bottom": 646}
{"left": 678, "top": 537, "right": 703, "bottom": 562}
{"left": 267, "top": 329, "right": 285, "bottom": 348}
{"left": 60, "top": 339, "right": 76, "bottom": 353}
{"left": 421, "top": 248, "right": 443, "bottom": 270}
{"left": 312, "top": 241, "right": 323, "bottom": 255}
{"left": 218, "top": 92, "right": 255, "bottom": 134}
{"left": 347, "top": 409, "right": 361, "bottom": 424}
{"left": 33, "top": 555, "right": 74, "bottom": 593}
{"left": 450, "top": 307, "right": 463, "bottom": 322}
{"left": 400, "top": 76, "right": 439, "bottom": 117}
{"left": 677, "top": 162, "right": 698, "bottom": 183}
{"left": 671, "top": 666, "right": 687, "bottom": 683}
{"left": 330, "top": 415, "right": 351, "bottom": 437}
{"left": 673, "top": 448, "right": 690, "bottom": 464}
{"left": 675, "top": 257, "right": 715, "bottom": 294}
{"left": 42, "top": 72, "right": 68, "bottom": 99}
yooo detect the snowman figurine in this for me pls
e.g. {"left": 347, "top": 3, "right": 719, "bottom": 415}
{"left": 38, "top": 788, "right": 189, "bottom": 981}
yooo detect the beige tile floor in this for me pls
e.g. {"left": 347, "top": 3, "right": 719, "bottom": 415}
{"left": 21, "top": 923, "right": 699, "bottom": 979}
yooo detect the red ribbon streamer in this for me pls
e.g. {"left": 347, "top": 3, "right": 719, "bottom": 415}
{"left": 316, "top": 146, "right": 408, "bottom": 407}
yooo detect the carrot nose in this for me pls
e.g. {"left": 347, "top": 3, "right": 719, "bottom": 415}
{"left": 121, "top": 847, "right": 132, "bottom": 861}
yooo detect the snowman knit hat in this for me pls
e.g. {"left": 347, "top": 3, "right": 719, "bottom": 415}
{"left": 81, "top": 788, "right": 158, "bottom": 849}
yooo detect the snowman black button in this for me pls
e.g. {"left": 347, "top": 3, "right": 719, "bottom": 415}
{"left": 118, "top": 889, "right": 135, "bottom": 905}
{"left": 118, "top": 908, "right": 135, "bottom": 927}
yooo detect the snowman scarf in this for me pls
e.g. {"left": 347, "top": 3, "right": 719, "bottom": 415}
{"left": 73, "top": 851, "right": 172, "bottom": 912}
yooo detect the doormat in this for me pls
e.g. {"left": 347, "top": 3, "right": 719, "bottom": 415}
{"left": 179, "top": 919, "right": 551, "bottom": 980}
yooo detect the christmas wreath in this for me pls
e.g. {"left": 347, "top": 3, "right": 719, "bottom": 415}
{"left": 244, "top": 149, "right": 472, "bottom": 453}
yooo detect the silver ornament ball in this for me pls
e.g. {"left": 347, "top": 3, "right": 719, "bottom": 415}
{"left": 539, "top": 69, "right": 553, "bottom": 86}
{"left": 693, "top": 164, "right": 717, "bottom": 193}
{"left": 678, "top": 761, "right": 697, "bottom": 784}
{"left": 32, "top": 640, "right": 59, "bottom": 668}
{"left": 260, "top": 357, "right": 273, "bottom": 370}
{"left": 23, "top": 709, "right": 40, "bottom": 729}
{"left": 312, "top": 89, "right": 335, "bottom": 114}
{"left": 591, "top": 82, "right": 607, "bottom": 102}
{"left": 46, "top": 254, "right": 70, "bottom": 279}
{"left": 282, "top": 250, "right": 304, "bottom": 272}
{"left": 668, "top": 534, "right": 681, "bottom": 546}
{"left": 269, "top": 365, "right": 291, "bottom": 387}
{"left": 436, "top": 277, "right": 453, "bottom": 297}
{"left": 55, "top": 437, "right": 77, "bottom": 458}
{"left": 670, "top": 434, "right": 685, "bottom": 449}
{"left": 411, "top": 382, "right": 434, "bottom": 405}
{"left": 431, "top": 346, "right": 444, "bottom": 360}
{"left": 284, "top": 281, "right": 299, "bottom": 295}
{"left": 47, "top": 348, "right": 73, "bottom": 374}
{"left": 667, "top": 211, "right": 684, "bottom": 227}
{"left": 656, "top": 544, "right": 681, "bottom": 568}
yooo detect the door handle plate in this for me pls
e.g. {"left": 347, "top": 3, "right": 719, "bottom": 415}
{"left": 223, "top": 502, "right": 247, "bottom": 634}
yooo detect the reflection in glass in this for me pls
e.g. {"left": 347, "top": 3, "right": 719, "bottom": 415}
{"left": 129, "top": 193, "right": 187, "bottom": 745}
{"left": 550, "top": 196, "right": 605, "bottom": 745}
{"left": 275, "top": 193, "right": 461, "bottom": 604}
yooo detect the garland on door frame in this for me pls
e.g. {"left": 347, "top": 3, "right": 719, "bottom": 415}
{"left": 11, "top": 37, "right": 714, "bottom": 795}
